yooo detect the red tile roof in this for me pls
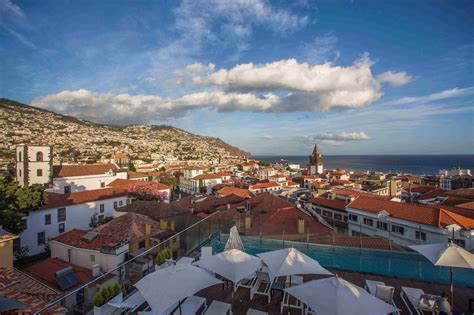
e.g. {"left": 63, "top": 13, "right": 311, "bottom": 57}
{"left": 419, "top": 188, "right": 448, "bottom": 200}
{"left": 249, "top": 182, "right": 281, "bottom": 190}
{"left": 127, "top": 171, "right": 148, "bottom": 179}
{"left": 216, "top": 186, "right": 253, "bottom": 199}
{"left": 348, "top": 196, "right": 473, "bottom": 229}
{"left": 444, "top": 188, "right": 474, "bottom": 200}
{"left": 41, "top": 188, "right": 128, "bottom": 210}
{"left": 53, "top": 163, "right": 119, "bottom": 178}
{"left": 192, "top": 172, "right": 229, "bottom": 180}
{"left": 23, "top": 258, "right": 92, "bottom": 291}
{"left": 456, "top": 201, "right": 474, "bottom": 210}
{"left": 52, "top": 229, "right": 122, "bottom": 250}
{"left": 94, "top": 212, "right": 164, "bottom": 242}
{"left": 108, "top": 179, "right": 170, "bottom": 191}
{"left": 0, "top": 267, "right": 63, "bottom": 314}
{"left": 311, "top": 196, "right": 347, "bottom": 211}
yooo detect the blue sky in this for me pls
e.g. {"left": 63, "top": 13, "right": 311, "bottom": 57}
{"left": 1, "top": 0, "right": 473, "bottom": 155}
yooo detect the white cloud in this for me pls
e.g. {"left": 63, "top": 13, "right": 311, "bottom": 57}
{"left": 313, "top": 131, "right": 370, "bottom": 141}
{"left": 301, "top": 131, "right": 370, "bottom": 146}
{"left": 385, "top": 87, "right": 474, "bottom": 105}
{"left": 194, "top": 54, "right": 384, "bottom": 110}
{"left": 0, "top": 0, "right": 35, "bottom": 49}
{"left": 262, "top": 135, "right": 273, "bottom": 140}
{"left": 376, "top": 71, "right": 413, "bottom": 87}
{"left": 31, "top": 89, "right": 281, "bottom": 124}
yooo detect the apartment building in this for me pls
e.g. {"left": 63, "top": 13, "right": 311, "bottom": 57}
{"left": 346, "top": 196, "right": 474, "bottom": 251}
{"left": 19, "top": 188, "right": 129, "bottom": 256}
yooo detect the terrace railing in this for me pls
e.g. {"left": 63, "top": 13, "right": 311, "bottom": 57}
{"left": 35, "top": 211, "right": 223, "bottom": 314}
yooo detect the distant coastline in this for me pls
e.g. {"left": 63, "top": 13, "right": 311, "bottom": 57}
{"left": 251, "top": 154, "right": 474, "bottom": 175}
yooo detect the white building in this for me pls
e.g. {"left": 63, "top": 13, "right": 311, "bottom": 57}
{"left": 15, "top": 145, "right": 53, "bottom": 187}
{"left": 439, "top": 168, "right": 472, "bottom": 176}
{"left": 179, "top": 167, "right": 207, "bottom": 193}
{"left": 51, "top": 163, "right": 127, "bottom": 193}
{"left": 19, "top": 188, "right": 129, "bottom": 256}
{"left": 257, "top": 167, "right": 276, "bottom": 180}
{"left": 248, "top": 182, "right": 282, "bottom": 194}
{"left": 50, "top": 229, "right": 128, "bottom": 273}
{"left": 346, "top": 196, "right": 474, "bottom": 251}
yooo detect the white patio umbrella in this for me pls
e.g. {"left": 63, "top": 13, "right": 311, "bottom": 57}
{"left": 410, "top": 242, "right": 474, "bottom": 303}
{"left": 134, "top": 264, "right": 222, "bottom": 315}
{"left": 194, "top": 248, "right": 263, "bottom": 284}
{"left": 224, "top": 226, "right": 244, "bottom": 252}
{"left": 257, "top": 247, "right": 333, "bottom": 278}
{"left": 284, "top": 276, "right": 399, "bottom": 315}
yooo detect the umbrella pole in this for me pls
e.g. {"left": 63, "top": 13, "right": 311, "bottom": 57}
{"left": 450, "top": 267, "right": 454, "bottom": 306}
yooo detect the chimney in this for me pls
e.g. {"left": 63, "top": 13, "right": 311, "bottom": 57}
{"left": 227, "top": 203, "right": 230, "bottom": 210}
{"left": 245, "top": 215, "right": 252, "bottom": 230}
{"left": 160, "top": 219, "right": 167, "bottom": 230}
{"left": 92, "top": 264, "right": 101, "bottom": 277}
{"left": 297, "top": 217, "right": 305, "bottom": 234}
{"left": 145, "top": 223, "right": 151, "bottom": 235}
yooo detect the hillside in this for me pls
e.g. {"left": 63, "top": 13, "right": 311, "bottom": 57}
{"left": 0, "top": 98, "right": 250, "bottom": 162}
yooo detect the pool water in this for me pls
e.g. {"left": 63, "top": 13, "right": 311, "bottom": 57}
{"left": 212, "top": 234, "right": 474, "bottom": 288}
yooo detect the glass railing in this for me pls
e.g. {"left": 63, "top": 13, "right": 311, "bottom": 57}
{"left": 212, "top": 233, "right": 474, "bottom": 288}
{"left": 34, "top": 212, "right": 223, "bottom": 315}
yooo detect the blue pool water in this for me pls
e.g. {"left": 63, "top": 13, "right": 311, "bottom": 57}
{"left": 212, "top": 235, "right": 474, "bottom": 288}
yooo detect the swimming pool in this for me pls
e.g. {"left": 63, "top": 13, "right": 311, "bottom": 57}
{"left": 212, "top": 234, "right": 474, "bottom": 288}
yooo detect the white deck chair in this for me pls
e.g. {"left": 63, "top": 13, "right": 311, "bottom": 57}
{"left": 365, "top": 280, "right": 399, "bottom": 315}
{"left": 250, "top": 271, "right": 272, "bottom": 303}
{"left": 400, "top": 286, "right": 437, "bottom": 315}
{"left": 281, "top": 276, "right": 304, "bottom": 315}
{"left": 234, "top": 274, "right": 257, "bottom": 292}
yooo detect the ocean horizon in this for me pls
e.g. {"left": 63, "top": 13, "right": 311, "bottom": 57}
{"left": 251, "top": 154, "right": 474, "bottom": 175}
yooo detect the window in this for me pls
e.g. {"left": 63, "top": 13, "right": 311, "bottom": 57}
{"left": 126, "top": 199, "right": 131, "bottom": 205}
{"left": 13, "top": 238, "right": 21, "bottom": 252}
{"left": 90, "top": 254, "right": 95, "bottom": 262}
{"left": 99, "top": 204, "right": 105, "bottom": 213}
{"left": 19, "top": 169, "right": 22, "bottom": 177}
{"left": 98, "top": 215, "right": 104, "bottom": 222}
{"left": 100, "top": 182, "right": 105, "bottom": 188}
{"left": 113, "top": 201, "right": 117, "bottom": 209}
{"left": 315, "top": 208, "right": 321, "bottom": 214}
{"left": 37, "top": 169, "right": 43, "bottom": 177}
{"left": 343, "top": 216, "right": 348, "bottom": 222}
{"left": 377, "top": 221, "right": 388, "bottom": 231}
{"left": 391, "top": 225, "right": 405, "bottom": 235}
{"left": 349, "top": 214, "right": 358, "bottom": 222}
{"left": 118, "top": 201, "right": 123, "bottom": 207}
{"left": 58, "top": 223, "right": 65, "bottom": 234}
{"left": 45, "top": 214, "right": 51, "bottom": 225}
{"left": 37, "top": 232, "right": 45, "bottom": 245}
{"left": 363, "top": 218, "right": 374, "bottom": 226}
{"left": 64, "top": 185, "right": 71, "bottom": 193}
{"left": 352, "top": 231, "right": 360, "bottom": 236}
{"left": 139, "top": 240, "right": 146, "bottom": 249}
{"left": 36, "top": 151, "right": 43, "bottom": 161}
{"left": 57, "top": 208, "right": 66, "bottom": 222}
{"left": 322, "top": 210, "right": 332, "bottom": 218}
{"left": 334, "top": 213, "right": 342, "bottom": 221}
{"left": 415, "top": 231, "right": 426, "bottom": 241}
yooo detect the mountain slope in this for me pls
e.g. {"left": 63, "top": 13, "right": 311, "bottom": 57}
{"left": 0, "top": 98, "right": 250, "bottom": 161}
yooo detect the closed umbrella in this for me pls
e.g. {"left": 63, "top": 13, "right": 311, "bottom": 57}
{"left": 284, "top": 276, "right": 399, "bottom": 315}
{"left": 410, "top": 242, "right": 474, "bottom": 303}
{"left": 257, "top": 247, "right": 332, "bottom": 278}
{"left": 224, "top": 226, "right": 244, "bottom": 252}
{"left": 134, "top": 264, "right": 222, "bottom": 314}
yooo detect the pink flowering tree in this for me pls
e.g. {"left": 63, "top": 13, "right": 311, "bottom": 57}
{"left": 127, "top": 182, "right": 168, "bottom": 201}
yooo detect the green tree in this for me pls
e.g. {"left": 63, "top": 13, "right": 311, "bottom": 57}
{"left": 0, "top": 177, "right": 47, "bottom": 234}
{"left": 160, "top": 175, "right": 179, "bottom": 190}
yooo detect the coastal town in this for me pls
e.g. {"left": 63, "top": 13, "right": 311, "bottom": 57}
{"left": 0, "top": 140, "right": 473, "bottom": 314}
{"left": 1, "top": 1, "right": 473, "bottom": 314}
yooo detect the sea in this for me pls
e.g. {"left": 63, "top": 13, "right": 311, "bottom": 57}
{"left": 251, "top": 155, "right": 474, "bottom": 175}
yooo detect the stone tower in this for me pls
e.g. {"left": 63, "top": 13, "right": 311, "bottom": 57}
{"left": 308, "top": 144, "right": 323, "bottom": 175}
{"left": 16, "top": 145, "right": 53, "bottom": 187}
